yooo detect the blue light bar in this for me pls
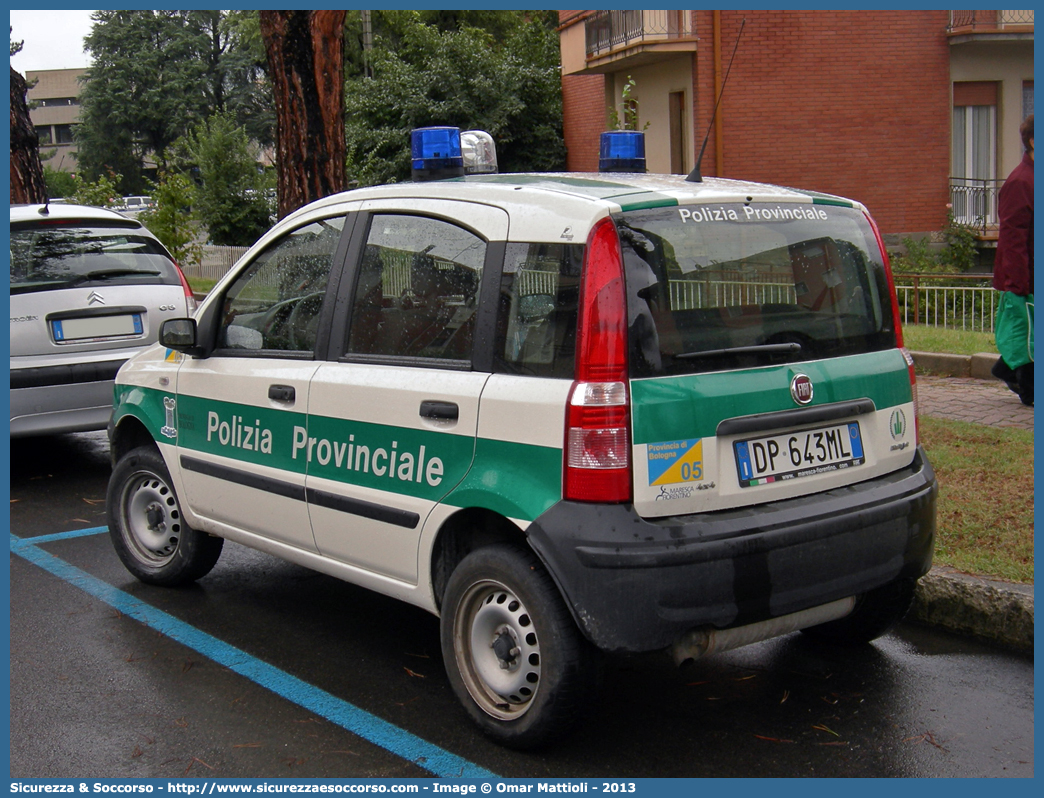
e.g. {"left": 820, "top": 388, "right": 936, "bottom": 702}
{"left": 599, "top": 131, "right": 646, "bottom": 173}
{"left": 411, "top": 127, "right": 465, "bottom": 181}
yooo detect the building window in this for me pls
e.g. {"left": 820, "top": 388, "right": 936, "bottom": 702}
{"left": 54, "top": 124, "right": 75, "bottom": 144}
{"left": 35, "top": 125, "right": 53, "bottom": 145}
{"left": 37, "top": 97, "right": 78, "bottom": 108}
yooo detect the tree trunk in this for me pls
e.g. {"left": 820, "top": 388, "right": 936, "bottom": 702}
{"left": 259, "top": 10, "right": 346, "bottom": 219}
{"left": 10, "top": 66, "right": 47, "bottom": 205}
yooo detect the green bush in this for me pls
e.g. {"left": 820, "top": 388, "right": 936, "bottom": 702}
{"left": 138, "top": 171, "right": 202, "bottom": 268}
{"left": 70, "top": 172, "right": 122, "bottom": 208}
{"left": 43, "top": 165, "right": 77, "bottom": 200}
{"left": 892, "top": 212, "right": 980, "bottom": 274}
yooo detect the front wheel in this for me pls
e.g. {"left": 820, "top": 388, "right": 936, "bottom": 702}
{"left": 440, "top": 544, "right": 598, "bottom": 749}
{"left": 800, "top": 577, "right": 916, "bottom": 645}
{"left": 107, "top": 445, "right": 223, "bottom": 586}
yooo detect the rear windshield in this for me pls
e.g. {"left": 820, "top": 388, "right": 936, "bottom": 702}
{"left": 9, "top": 224, "right": 179, "bottom": 295}
{"left": 615, "top": 203, "right": 897, "bottom": 377}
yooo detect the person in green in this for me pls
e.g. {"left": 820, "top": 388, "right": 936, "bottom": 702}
{"left": 991, "top": 114, "right": 1033, "bottom": 406}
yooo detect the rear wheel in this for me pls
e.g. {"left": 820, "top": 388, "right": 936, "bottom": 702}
{"left": 440, "top": 543, "right": 597, "bottom": 749}
{"left": 801, "top": 577, "right": 916, "bottom": 645}
{"left": 107, "top": 445, "right": 223, "bottom": 586}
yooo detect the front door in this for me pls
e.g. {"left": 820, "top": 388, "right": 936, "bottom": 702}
{"left": 174, "top": 215, "right": 349, "bottom": 552}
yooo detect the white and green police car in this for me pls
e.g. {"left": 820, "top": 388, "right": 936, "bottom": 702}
{"left": 107, "top": 128, "right": 937, "bottom": 748}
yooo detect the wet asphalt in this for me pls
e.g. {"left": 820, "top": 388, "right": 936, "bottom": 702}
{"left": 8, "top": 426, "right": 1034, "bottom": 778}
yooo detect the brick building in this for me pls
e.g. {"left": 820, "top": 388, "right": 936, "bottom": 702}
{"left": 559, "top": 10, "right": 1034, "bottom": 238}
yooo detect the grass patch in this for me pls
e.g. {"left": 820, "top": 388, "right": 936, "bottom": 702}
{"left": 903, "top": 325, "right": 995, "bottom": 356}
{"left": 919, "top": 416, "right": 1033, "bottom": 583}
{"left": 186, "top": 276, "right": 218, "bottom": 296}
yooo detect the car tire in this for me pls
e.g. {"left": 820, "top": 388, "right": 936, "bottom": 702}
{"left": 800, "top": 577, "right": 917, "bottom": 645}
{"left": 440, "top": 543, "right": 598, "bottom": 749}
{"left": 107, "top": 445, "right": 223, "bottom": 586}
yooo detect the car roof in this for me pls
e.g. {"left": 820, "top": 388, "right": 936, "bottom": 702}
{"left": 275, "top": 172, "right": 867, "bottom": 247}
{"left": 10, "top": 203, "right": 142, "bottom": 226}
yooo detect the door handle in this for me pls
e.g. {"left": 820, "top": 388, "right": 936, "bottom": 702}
{"left": 269, "top": 384, "right": 296, "bottom": 403}
{"left": 420, "top": 400, "right": 459, "bottom": 421}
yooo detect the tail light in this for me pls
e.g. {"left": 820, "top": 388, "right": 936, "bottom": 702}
{"left": 564, "top": 217, "right": 632, "bottom": 503}
{"left": 172, "top": 260, "right": 198, "bottom": 316}
{"left": 866, "top": 212, "right": 919, "bottom": 445}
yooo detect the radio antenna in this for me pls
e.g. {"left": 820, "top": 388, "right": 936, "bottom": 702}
{"left": 686, "top": 18, "right": 746, "bottom": 183}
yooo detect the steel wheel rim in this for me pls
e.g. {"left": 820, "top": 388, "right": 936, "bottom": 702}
{"left": 120, "top": 468, "right": 182, "bottom": 567}
{"left": 453, "top": 578, "right": 542, "bottom": 721}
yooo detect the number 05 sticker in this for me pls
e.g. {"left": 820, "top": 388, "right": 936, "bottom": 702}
{"left": 647, "top": 438, "right": 704, "bottom": 485}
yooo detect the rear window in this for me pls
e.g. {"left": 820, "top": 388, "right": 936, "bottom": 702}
{"left": 9, "top": 224, "right": 179, "bottom": 295}
{"left": 615, "top": 203, "right": 897, "bottom": 377}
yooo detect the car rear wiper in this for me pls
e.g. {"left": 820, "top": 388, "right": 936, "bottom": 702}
{"left": 673, "top": 342, "right": 802, "bottom": 361}
{"left": 64, "top": 268, "right": 162, "bottom": 287}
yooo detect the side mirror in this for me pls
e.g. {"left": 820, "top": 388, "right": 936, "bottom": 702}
{"left": 160, "top": 318, "right": 197, "bottom": 351}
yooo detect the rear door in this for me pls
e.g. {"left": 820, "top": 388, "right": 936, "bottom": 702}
{"left": 173, "top": 214, "right": 352, "bottom": 552}
{"left": 305, "top": 200, "right": 507, "bottom": 583}
{"left": 615, "top": 201, "right": 916, "bottom": 518}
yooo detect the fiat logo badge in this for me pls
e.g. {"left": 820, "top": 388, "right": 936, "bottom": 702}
{"left": 791, "top": 374, "right": 814, "bottom": 405}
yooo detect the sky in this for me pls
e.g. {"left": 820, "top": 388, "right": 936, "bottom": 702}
{"left": 10, "top": 9, "right": 96, "bottom": 72}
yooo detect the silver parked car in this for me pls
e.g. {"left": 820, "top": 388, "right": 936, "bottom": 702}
{"left": 10, "top": 203, "right": 197, "bottom": 437}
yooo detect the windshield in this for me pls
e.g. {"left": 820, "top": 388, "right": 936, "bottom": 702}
{"left": 9, "top": 225, "right": 179, "bottom": 295}
{"left": 615, "top": 203, "right": 897, "bottom": 377}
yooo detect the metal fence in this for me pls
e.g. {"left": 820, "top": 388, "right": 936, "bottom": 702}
{"left": 893, "top": 273, "right": 997, "bottom": 332}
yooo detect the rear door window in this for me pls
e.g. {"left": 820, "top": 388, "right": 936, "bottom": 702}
{"left": 615, "top": 203, "right": 897, "bottom": 377}
{"left": 346, "top": 214, "right": 485, "bottom": 362}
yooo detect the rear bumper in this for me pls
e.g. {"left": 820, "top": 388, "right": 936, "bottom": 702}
{"left": 526, "top": 447, "right": 937, "bottom": 653}
{"left": 9, "top": 362, "right": 124, "bottom": 437}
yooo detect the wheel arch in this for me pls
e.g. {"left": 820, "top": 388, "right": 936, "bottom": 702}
{"left": 429, "top": 507, "right": 531, "bottom": 612}
{"left": 110, "top": 412, "right": 159, "bottom": 466}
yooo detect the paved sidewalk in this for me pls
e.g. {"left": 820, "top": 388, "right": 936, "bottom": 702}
{"left": 916, "top": 374, "right": 1034, "bottom": 430}
{"left": 906, "top": 366, "right": 1033, "bottom": 652}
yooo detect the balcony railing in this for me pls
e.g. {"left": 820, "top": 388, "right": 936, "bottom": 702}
{"left": 949, "top": 177, "right": 1003, "bottom": 237}
{"left": 585, "top": 10, "right": 693, "bottom": 58}
{"left": 948, "top": 10, "right": 1034, "bottom": 33}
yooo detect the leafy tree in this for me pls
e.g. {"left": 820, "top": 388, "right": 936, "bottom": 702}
{"left": 43, "top": 165, "right": 77, "bottom": 198}
{"left": 220, "top": 11, "right": 275, "bottom": 149}
{"left": 138, "top": 171, "right": 202, "bottom": 267}
{"left": 174, "top": 112, "right": 273, "bottom": 246}
{"left": 77, "top": 10, "right": 272, "bottom": 194}
{"left": 343, "top": 11, "right": 565, "bottom": 186}
{"left": 70, "top": 172, "right": 122, "bottom": 207}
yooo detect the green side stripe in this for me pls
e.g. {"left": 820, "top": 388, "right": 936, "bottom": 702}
{"left": 442, "top": 437, "right": 562, "bottom": 521}
{"left": 617, "top": 197, "right": 680, "bottom": 212}
{"left": 812, "top": 197, "right": 855, "bottom": 208}
{"left": 630, "top": 350, "right": 912, "bottom": 443}
{"left": 113, "top": 385, "right": 561, "bottom": 522}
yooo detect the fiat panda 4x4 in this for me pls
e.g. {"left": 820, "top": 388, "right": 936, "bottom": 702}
{"left": 107, "top": 128, "right": 937, "bottom": 748}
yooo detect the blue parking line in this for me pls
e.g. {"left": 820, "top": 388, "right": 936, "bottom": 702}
{"left": 9, "top": 526, "right": 109, "bottom": 548}
{"left": 11, "top": 530, "right": 498, "bottom": 779}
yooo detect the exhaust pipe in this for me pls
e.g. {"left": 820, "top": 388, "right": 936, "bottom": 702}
{"left": 671, "top": 596, "right": 857, "bottom": 665}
